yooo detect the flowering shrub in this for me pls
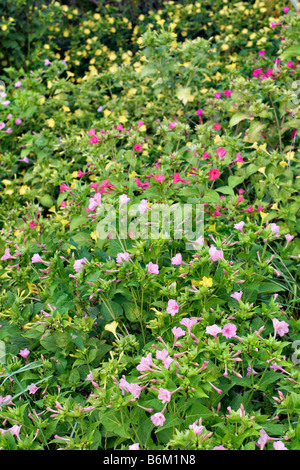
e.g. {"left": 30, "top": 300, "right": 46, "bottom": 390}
{"left": 0, "top": 0, "right": 299, "bottom": 451}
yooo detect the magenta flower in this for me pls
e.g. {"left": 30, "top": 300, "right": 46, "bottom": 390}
{"left": 151, "top": 412, "right": 166, "bottom": 427}
{"left": 206, "top": 324, "right": 222, "bottom": 342}
{"left": 166, "top": 299, "right": 179, "bottom": 316}
{"left": 272, "top": 318, "right": 289, "bottom": 338}
{"left": 208, "top": 168, "right": 220, "bottom": 181}
{"left": 147, "top": 262, "right": 159, "bottom": 275}
{"left": 197, "top": 109, "right": 203, "bottom": 116}
{"left": 134, "top": 144, "right": 142, "bottom": 152}
{"left": 214, "top": 92, "right": 221, "bottom": 99}
{"left": 224, "top": 90, "right": 232, "bottom": 97}
{"left": 173, "top": 173, "right": 189, "bottom": 184}
{"left": 216, "top": 147, "right": 227, "bottom": 159}
{"left": 158, "top": 388, "right": 172, "bottom": 404}
{"left": 89, "top": 135, "right": 99, "bottom": 145}
{"left": 230, "top": 291, "right": 243, "bottom": 304}
{"left": 171, "top": 253, "right": 183, "bottom": 265}
{"left": 137, "top": 121, "right": 144, "bottom": 129}
{"left": 221, "top": 323, "right": 237, "bottom": 339}
{"left": 169, "top": 122, "right": 176, "bottom": 129}
{"left": 282, "top": 7, "right": 289, "bottom": 13}
{"left": 15, "top": 118, "right": 22, "bottom": 125}
{"left": 154, "top": 174, "right": 165, "bottom": 184}
{"left": 213, "top": 123, "right": 221, "bottom": 130}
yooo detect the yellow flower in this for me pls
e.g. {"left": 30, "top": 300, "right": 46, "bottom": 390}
{"left": 103, "top": 109, "right": 111, "bottom": 118}
{"left": 46, "top": 118, "right": 55, "bottom": 128}
{"left": 105, "top": 321, "right": 119, "bottom": 338}
{"left": 199, "top": 276, "right": 213, "bottom": 288}
{"left": 90, "top": 230, "right": 99, "bottom": 241}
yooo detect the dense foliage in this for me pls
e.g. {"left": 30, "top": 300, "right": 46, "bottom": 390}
{"left": 0, "top": 0, "right": 299, "bottom": 450}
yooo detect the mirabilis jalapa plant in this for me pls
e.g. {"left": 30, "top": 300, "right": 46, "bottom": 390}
{"left": 0, "top": 0, "right": 299, "bottom": 451}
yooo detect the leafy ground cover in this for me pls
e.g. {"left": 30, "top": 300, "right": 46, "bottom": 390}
{"left": 0, "top": 0, "right": 299, "bottom": 450}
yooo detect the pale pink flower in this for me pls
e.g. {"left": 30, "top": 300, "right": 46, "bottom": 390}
{"left": 158, "top": 388, "right": 171, "bottom": 404}
{"left": 31, "top": 254, "right": 48, "bottom": 264}
{"left": 1, "top": 248, "right": 16, "bottom": 261}
{"left": 129, "top": 443, "right": 140, "bottom": 450}
{"left": 230, "top": 291, "right": 243, "bottom": 304}
{"left": 166, "top": 299, "right": 179, "bottom": 316}
{"left": 28, "top": 383, "right": 39, "bottom": 394}
{"left": 272, "top": 318, "right": 289, "bottom": 338}
{"left": 270, "top": 223, "right": 280, "bottom": 234}
{"left": 19, "top": 348, "right": 30, "bottom": 359}
{"left": 284, "top": 234, "right": 294, "bottom": 247}
{"left": 171, "top": 253, "right": 183, "bottom": 265}
{"left": 206, "top": 324, "right": 222, "bottom": 342}
{"left": 147, "top": 262, "right": 159, "bottom": 275}
{"left": 119, "top": 194, "right": 130, "bottom": 208}
{"left": 169, "top": 122, "right": 176, "bottom": 129}
{"left": 73, "top": 258, "right": 88, "bottom": 273}
{"left": 234, "top": 221, "right": 245, "bottom": 233}
{"left": 151, "top": 412, "right": 166, "bottom": 426}
{"left": 138, "top": 199, "right": 149, "bottom": 214}
{"left": 189, "top": 420, "right": 204, "bottom": 436}
{"left": 136, "top": 353, "right": 159, "bottom": 372}
{"left": 116, "top": 252, "right": 131, "bottom": 264}
{"left": 156, "top": 349, "right": 173, "bottom": 369}
{"left": 88, "top": 193, "right": 101, "bottom": 211}
{"left": 273, "top": 441, "right": 288, "bottom": 450}
{"left": 15, "top": 81, "right": 22, "bottom": 88}
{"left": 208, "top": 246, "right": 224, "bottom": 262}
{"left": 8, "top": 425, "right": 22, "bottom": 440}
{"left": 172, "top": 326, "right": 185, "bottom": 346}
{"left": 222, "top": 323, "right": 237, "bottom": 339}
{"left": 180, "top": 317, "right": 198, "bottom": 335}
{"left": 213, "top": 445, "right": 227, "bottom": 450}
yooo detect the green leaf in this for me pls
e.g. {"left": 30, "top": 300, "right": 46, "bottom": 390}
{"left": 215, "top": 186, "right": 234, "bottom": 196}
{"left": 228, "top": 175, "right": 245, "bottom": 188}
{"left": 39, "top": 194, "right": 54, "bottom": 208}
{"left": 280, "top": 44, "right": 300, "bottom": 60}
{"left": 246, "top": 121, "right": 266, "bottom": 143}
{"left": 229, "top": 113, "right": 251, "bottom": 127}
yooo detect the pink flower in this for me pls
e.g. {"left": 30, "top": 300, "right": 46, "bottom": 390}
{"left": 166, "top": 299, "right": 179, "bottom": 316}
{"left": 8, "top": 425, "right": 22, "bottom": 440}
{"left": 234, "top": 221, "right": 245, "bottom": 233}
{"left": 89, "top": 135, "right": 99, "bottom": 145}
{"left": 73, "top": 258, "right": 88, "bottom": 273}
{"left": 214, "top": 92, "right": 221, "bottom": 99}
{"left": 1, "top": 248, "right": 16, "bottom": 261}
{"left": 208, "top": 246, "right": 224, "bottom": 262}
{"left": 156, "top": 349, "right": 173, "bottom": 369}
{"left": 213, "top": 123, "right": 221, "bottom": 130}
{"left": 180, "top": 317, "right": 198, "bottom": 336}
{"left": 136, "top": 353, "right": 158, "bottom": 372}
{"left": 15, "top": 118, "right": 22, "bottom": 125}
{"left": 154, "top": 174, "right": 165, "bottom": 184}
{"left": 208, "top": 168, "right": 220, "bottom": 181}
{"left": 15, "top": 81, "right": 22, "bottom": 88}
{"left": 171, "top": 253, "right": 183, "bottom": 265}
{"left": 172, "top": 326, "right": 185, "bottom": 346}
{"left": 129, "top": 443, "right": 140, "bottom": 450}
{"left": 224, "top": 90, "right": 232, "bottom": 97}
{"left": 158, "top": 388, "right": 172, "bottom": 404}
{"left": 216, "top": 147, "right": 227, "bottom": 159}
{"left": 138, "top": 199, "right": 149, "bottom": 214}
{"left": 282, "top": 7, "right": 289, "bottom": 13}
{"left": 273, "top": 441, "right": 288, "bottom": 450}
{"left": 189, "top": 420, "right": 204, "bottom": 436}
{"left": 87, "top": 129, "right": 96, "bottom": 136}
{"left": 197, "top": 109, "right": 203, "bottom": 116}
{"left": 151, "top": 412, "right": 166, "bottom": 426}
{"left": 19, "top": 348, "right": 30, "bottom": 359}
{"left": 173, "top": 173, "right": 189, "bottom": 184}
{"left": 134, "top": 144, "right": 142, "bottom": 152}
{"left": 270, "top": 223, "right": 280, "bottom": 234}
{"left": 88, "top": 192, "right": 102, "bottom": 211}
{"left": 284, "top": 234, "right": 294, "bottom": 247}
{"left": 147, "top": 262, "right": 159, "bottom": 274}
{"left": 206, "top": 324, "right": 222, "bottom": 342}
{"left": 29, "top": 220, "right": 37, "bottom": 229}
{"left": 169, "top": 122, "right": 177, "bottom": 129}
{"left": 31, "top": 254, "right": 48, "bottom": 264}
{"left": 137, "top": 121, "right": 144, "bottom": 129}
{"left": 258, "top": 50, "right": 266, "bottom": 59}
{"left": 119, "top": 194, "right": 130, "bottom": 208}
{"left": 221, "top": 323, "right": 237, "bottom": 339}
{"left": 28, "top": 383, "right": 39, "bottom": 394}
{"left": 272, "top": 318, "right": 289, "bottom": 338}
{"left": 230, "top": 291, "right": 243, "bottom": 304}
{"left": 116, "top": 252, "right": 131, "bottom": 264}
{"left": 287, "top": 61, "right": 294, "bottom": 68}
{"left": 213, "top": 445, "right": 227, "bottom": 450}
